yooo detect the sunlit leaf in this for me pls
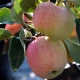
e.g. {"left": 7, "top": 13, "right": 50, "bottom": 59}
{"left": 10, "top": 0, "right": 23, "bottom": 24}
{"left": 0, "top": 8, "right": 12, "bottom": 24}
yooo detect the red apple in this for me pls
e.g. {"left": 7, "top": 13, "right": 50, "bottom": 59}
{"left": 26, "top": 36, "right": 67, "bottom": 79}
{"left": 33, "top": 2, "right": 75, "bottom": 40}
{"left": 5, "top": 23, "right": 22, "bottom": 35}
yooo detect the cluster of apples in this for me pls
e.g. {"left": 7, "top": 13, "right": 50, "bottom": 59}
{"left": 4, "top": 1, "right": 76, "bottom": 79}
{"left": 26, "top": 2, "right": 76, "bottom": 79}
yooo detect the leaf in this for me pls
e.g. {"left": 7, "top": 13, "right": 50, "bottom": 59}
{"left": 10, "top": 0, "right": 23, "bottom": 24}
{"left": 19, "top": 27, "right": 32, "bottom": 40}
{"left": 0, "top": 8, "right": 12, "bottom": 24}
{"left": 0, "top": 28, "right": 12, "bottom": 41}
{"left": 11, "top": 0, "right": 15, "bottom": 3}
{"left": 77, "top": 6, "right": 80, "bottom": 11}
{"left": 19, "top": 27, "right": 26, "bottom": 53}
{"left": 19, "top": 27, "right": 26, "bottom": 40}
{"left": 18, "top": 0, "right": 37, "bottom": 12}
{"left": 75, "top": 18, "right": 80, "bottom": 42}
{"left": 8, "top": 37, "right": 24, "bottom": 71}
{"left": 64, "top": 37, "right": 80, "bottom": 63}
{"left": 19, "top": 27, "right": 32, "bottom": 52}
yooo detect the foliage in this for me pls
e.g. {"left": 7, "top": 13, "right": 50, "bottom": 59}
{"left": 64, "top": 37, "right": 80, "bottom": 63}
{"left": 0, "top": 0, "right": 80, "bottom": 72}
{"left": 8, "top": 37, "right": 24, "bottom": 71}
{"left": 0, "top": 28, "right": 12, "bottom": 40}
{"left": 0, "top": 8, "right": 12, "bottom": 24}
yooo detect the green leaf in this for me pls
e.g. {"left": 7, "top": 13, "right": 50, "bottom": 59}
{"left": 75, "top": 18, "right": 80, "bottom": 42}
{"left": 19, "top": 27, "right": 32, "bottom": 52}
{"left": 18, "top": 0, "right": 37, "bottom": 12}
{"left": 10, "top": 0, "right": 23, "bottom": 24}
{"left": 8, "top": 37, "right": 24, "bottom": 71}
{"left": 0, "top": 28, "right": 12, "bottom": 41}
{"left": 19, "top": 27, "right": 32, "bottom": 41}
{"left": 0, "top": 8, "right": 12, "bottom": 24}
{"left": 11, "top": 0, "right": 15, "bottom": 3}
{"left": 19, "top": 27, "right": 26, "bottom": 40}
{"left": 64, "top": 37, "right": 80, "bottom": 63}
{"left": 77, "top": 7, "right": 80, "bottom": 11}
{"left": 19, "top": 27, "right": 26, "bottom": 53}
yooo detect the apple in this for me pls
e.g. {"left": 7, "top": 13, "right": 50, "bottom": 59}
{"left": 33, "top": 2, "right": 75, "bottom": 40}
{"left": 5, "top": 23, "right": 22, "bottom": 35}
{"left": 26, "top": 36, "right": 67, "bottom": 79}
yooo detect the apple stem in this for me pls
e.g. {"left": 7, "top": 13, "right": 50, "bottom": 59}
{"left": 35, "top": 32, "right": 44, "bottom": 37}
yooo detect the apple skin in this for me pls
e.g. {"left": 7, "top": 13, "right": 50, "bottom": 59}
{"left": 5, "top": 23, "right": 22, "bottom": 35}
{"left": 26, "top": 36, "right": 67, "bottom": 79}
{"left": 33, "top": 2, "right": 75, "bottom": 40}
